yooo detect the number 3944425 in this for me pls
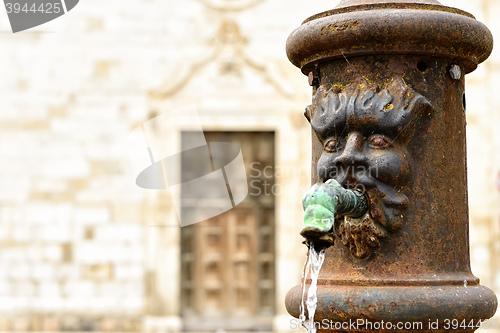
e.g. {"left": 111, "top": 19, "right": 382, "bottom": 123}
{"left": 5, "top": 2, "right": 62, "bottom": 14}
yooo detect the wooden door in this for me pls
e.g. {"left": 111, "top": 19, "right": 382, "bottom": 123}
{"left": 180, "top": 132, "right": 275, "bottom": 331}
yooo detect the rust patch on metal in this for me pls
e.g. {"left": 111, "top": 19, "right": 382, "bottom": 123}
{"left": 337, "top": 213, "right": 386, "bottom": 259}
{"left": 321, "top": 20, "right": 360, "bottom": 34}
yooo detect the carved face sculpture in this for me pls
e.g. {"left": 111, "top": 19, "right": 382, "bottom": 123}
{"left": 308, "top": 77, "right": 431, "bottom": 258}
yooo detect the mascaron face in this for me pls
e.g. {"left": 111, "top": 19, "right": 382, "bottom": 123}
{"left": 308, "top": 77, "right": 430, "bottom": 233}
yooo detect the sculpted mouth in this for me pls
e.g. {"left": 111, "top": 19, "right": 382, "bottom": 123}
{"left": 336, "top": 173, "right": 407, "bottom": 209}
{"left": 335, "top": 175, "right": 361, "bottom": 193}
{"left": 333, "top": 176, "right": 408, "bottom": 258}
{"left": 335, "top": 169, "right": 377, "bottom": 190}
{"left": 303, "top": 171, "right": 408, "bottom": 258}
{"left": 335, "top": 187, "right": 388, "bottom": 259}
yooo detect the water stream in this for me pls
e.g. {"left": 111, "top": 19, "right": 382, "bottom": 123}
{"left": 299, "top": 250, "right": 310, "bottom": 326}
{"left": 300, "top": 244, "right": 326, "bottom": 333}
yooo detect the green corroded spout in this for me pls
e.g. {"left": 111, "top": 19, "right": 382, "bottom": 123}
{"left": 301, "top": 179, "right": 367, "bottom": 247}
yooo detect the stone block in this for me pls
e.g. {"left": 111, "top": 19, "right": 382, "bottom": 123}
{"left": 38, "top": 282, "right": 60, "bottom": 298}
{"left": 74, "top": 242, "right": 110, "bottom": 263}
{"left": 143, "top": 316, "right": 182, "bottom": 333}
{"left": 95, "top": 223, "right": 143, "bottom": 243}
{"left": 38, "top": 224, "right": 72, "bottom": 242}
{"left": 121, "top": 297, "right": 144, "bottom": 312}
{"left": 11, "top": 224, "right": 32, "bottom": 242}
{"left": 32, "top": 263, "right": 55, "bottom": 281}
{"left": 82, "top": 264, "right": 113, "bottom": 281}
{"left": 0, "top": 316, "right": 10, "bottom": 331}
{"left": 122, "top": 281, "right": 145, "bottom": 297}
{"left": 63, "top": 280, "right": 96, "bottom": 298}
{"left": 56, "top": 264, "right": 80, "bottom": 280}
{"left": 37, "top": 297, "right": 64, "bottom": 312}
{"left": 11, "top": 316, "right": 32, "bottom": 332}
{"left": 12, "top": 281, "right": 36, "bottom": 297}
{"left": 7, "top": 262, "right": 30, "bottom": 280}
{"left": 74, "top": 206, "right": 111, "bottom": 225}
{"left": 100, "top": 317, "right": 118, "bottom": 332}
{"left": 25, "top": 245, "right": 44, "bottom": 261}
{"left": 114, "top": 264, "right": 144, "bottom": 280}
{"left": 0, "top": 280, "right": 11, "bottom": 297}
{"left": 43, "top": 245, "right": 63, "bottom": 261}
{"left": 96, "top": 281, "right": 123, "bottom": 298}
{"left": 107, "top": 244, "right": 144, "bottom": 263}
{"left": 42, "top": 316, "right": 60, "bottom": 332}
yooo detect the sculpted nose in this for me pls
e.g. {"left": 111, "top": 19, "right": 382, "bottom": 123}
{"left": 335, "top": 132, "right": 366, "bottom": 168}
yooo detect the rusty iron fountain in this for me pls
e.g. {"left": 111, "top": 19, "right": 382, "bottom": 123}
{"left": 285, "top": 0, "right": 497, "bottom": 332}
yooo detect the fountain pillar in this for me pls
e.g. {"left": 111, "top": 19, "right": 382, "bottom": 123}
{"left": 285, "top": 1, "right": 497, "bottom": 332}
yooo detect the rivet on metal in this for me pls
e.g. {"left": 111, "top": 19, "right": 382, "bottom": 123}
{"left": 450, "top": 64, "right": 462, "bottom": 80}
{"left": 308, "top": 65, "right": 320, "bottom": 86}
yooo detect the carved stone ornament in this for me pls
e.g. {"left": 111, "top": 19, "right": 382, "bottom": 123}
{"left": 308, "top": 76, "right": 432, "bottom": 258}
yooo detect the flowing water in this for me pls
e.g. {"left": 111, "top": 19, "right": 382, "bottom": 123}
{"left": 300, "top": 244, "right": 326, "bottom": 333}
{"left": 299, "top": 250, "right": 310, "bottom": 326}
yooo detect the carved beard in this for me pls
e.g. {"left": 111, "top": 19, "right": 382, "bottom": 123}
{"left": 334, "top": 171, "right": 409, "bottom": 259}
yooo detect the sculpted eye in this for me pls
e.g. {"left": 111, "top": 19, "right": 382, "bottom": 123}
{"left": 324, "top": 137, "right": 343, "bottom": 153}
{"left": 368, "top": 134, "right": 392, "bottom": 149}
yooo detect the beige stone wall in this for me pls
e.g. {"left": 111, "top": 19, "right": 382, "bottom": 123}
{"left": 0, "top": 0, "right": 325, "bottom": 330}
{"left": 0, "top": 0, "right": 497, "bottom": 331}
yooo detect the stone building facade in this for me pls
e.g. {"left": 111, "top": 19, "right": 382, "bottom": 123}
{"left": 0, "top": 0, "right": 497, "bottom": 332}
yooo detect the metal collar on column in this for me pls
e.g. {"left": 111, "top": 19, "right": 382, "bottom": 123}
{"left": 286, "top": 0, "right": 493, "bottom": 75}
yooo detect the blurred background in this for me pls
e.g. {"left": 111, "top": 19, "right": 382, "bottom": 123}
{"left": 0, "top": 0, "right": 498, "bottom": 332}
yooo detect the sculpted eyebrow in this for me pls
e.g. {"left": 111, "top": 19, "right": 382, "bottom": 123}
{"left": 310, "top": 91, "right": 347, "bottom": 140}
{"left": 311, "top": 113, "right": 346, "bottom": 141}
{"left": 310, "top": 77, "right": 431, "bottom": 142}
{"left": 312, "top": 114, "right": 402, "bottom": 142}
